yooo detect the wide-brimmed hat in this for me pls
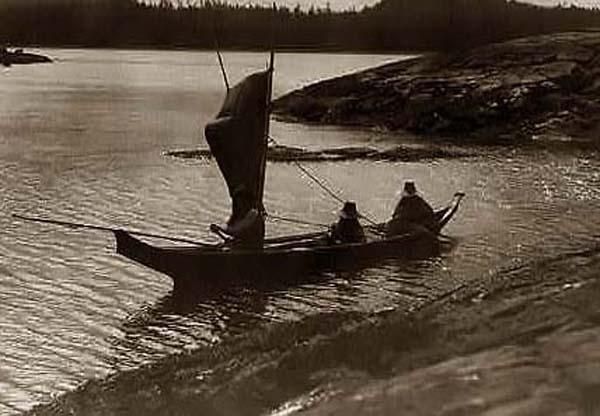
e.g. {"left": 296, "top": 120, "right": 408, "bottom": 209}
{"left": 399, "top": 180, "right": 418, "bottom": 197}
{"left": 339, "top": 201, "right": 359, "bottom": 219}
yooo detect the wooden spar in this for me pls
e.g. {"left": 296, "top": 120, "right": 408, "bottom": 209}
{"left": 15, "top": 212, "right": 329, "bottom": 248}
{"left": 256, "top": 4, "right": 276, "bottom": 214}
{"left": 256, "top": 48, "right": 274, "bottom": 214}
{"left": 12, "top": 214, "right": 217, "bottom": 247}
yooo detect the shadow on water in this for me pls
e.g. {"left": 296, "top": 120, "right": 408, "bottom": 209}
{"left": 122, "top": 286, "right": 270, "bottom": 335}
{"left": 27, "top": 249, "right": 468, "bottom": 416}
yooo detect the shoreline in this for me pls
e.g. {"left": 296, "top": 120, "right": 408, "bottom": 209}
{"left": 16, "top": 43, "right": 426, "bottom": 55}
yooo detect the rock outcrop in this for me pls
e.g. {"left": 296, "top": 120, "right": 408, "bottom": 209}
{"left": 273, "top": 31, "right": 600, "bottom": 142}
{"left": 165, "top": 144, "right": 469, "bottom": 163}
{"left": 1, "top": 49, "right": 52, "bottom": 66}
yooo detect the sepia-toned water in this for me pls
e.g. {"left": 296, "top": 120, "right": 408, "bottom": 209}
{"left": 1, "top": 49, "right": 600, "bottom": 415}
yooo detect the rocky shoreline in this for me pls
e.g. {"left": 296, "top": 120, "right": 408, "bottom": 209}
{"left": 273, "top": 31, "right": 600, "bottom": 143}
{"left": 165, "top": 144, "right": 470, "bottom": 163}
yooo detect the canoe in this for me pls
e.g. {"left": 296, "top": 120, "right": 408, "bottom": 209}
{"left": 112, "top": 54, "right": 465, "bottom": 292}
{"left": 114, "top": 194, "right": 464, "bottom": 290}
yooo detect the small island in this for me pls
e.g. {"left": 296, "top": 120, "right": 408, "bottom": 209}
{"left": 1, "top": 47, "right": 53, "bottom": 66}
{"left": 273, "top": 31, "right": 600, "bottom": 143}
{"left": 165, "top": 144, "right": 470, "bottom": 163}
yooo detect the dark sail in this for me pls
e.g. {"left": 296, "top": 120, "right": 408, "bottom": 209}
{"left": 205, "top": 70, "right": 271, "bottom": 232}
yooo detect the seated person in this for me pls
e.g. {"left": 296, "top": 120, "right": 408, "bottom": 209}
{"left": 330, "top": 201, "right": 366, "bottom": 244}
{"left": 386, "top": 181, "right": 435, "bottom": 237}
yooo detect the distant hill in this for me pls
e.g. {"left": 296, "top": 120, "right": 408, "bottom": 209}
{"left": 1, "top": 0, "right": 600, "bottom": 51}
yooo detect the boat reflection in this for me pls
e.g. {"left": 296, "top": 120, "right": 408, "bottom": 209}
{"left": 109, "top": 239, "right": 460, "bottom": 371}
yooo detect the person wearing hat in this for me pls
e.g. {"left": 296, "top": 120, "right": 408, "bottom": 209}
{"left": 330, "top": 201, "right": 366, "bottom": 244}
{"left": 386, "top": 181, "right": 435, "bottom": 237}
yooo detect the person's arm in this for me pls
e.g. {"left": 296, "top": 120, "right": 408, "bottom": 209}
{"left": 329, "top": 222, "right": 340, "bottom": 243}
{"left": 356, "top": 223, "right": 366, "bottom": 242}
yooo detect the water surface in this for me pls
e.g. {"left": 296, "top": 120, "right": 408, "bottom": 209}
{"left": 1, "top": 49, "right": 600, "bottom": 414}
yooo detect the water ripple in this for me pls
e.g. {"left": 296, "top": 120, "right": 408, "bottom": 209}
{"left": 3, "top": 50, "right": 600, "bottom": 415}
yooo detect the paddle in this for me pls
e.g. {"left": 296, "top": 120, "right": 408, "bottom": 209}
{"left": 12, "top": 214, "right": 217, "bottom": 247}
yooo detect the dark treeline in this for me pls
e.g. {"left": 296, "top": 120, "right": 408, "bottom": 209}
{"left": 1, "top": 0, "right": 600, "bottom": 51}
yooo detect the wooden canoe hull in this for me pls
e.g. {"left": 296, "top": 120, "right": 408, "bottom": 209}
{"left": 114, "top": 195, "right": 464, "bottom": 290}
{"left": 115, "top": 229, "right": 436, "bottom": 290}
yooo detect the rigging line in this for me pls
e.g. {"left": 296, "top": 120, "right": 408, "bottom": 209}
{"left": 268, "top": 134, "right": 384, "bottom": 230}
{"left": 266, "top": 213, "right": 330, "bottom": 229}
{"left": 296, "top": 161, "right": 385, "bottom": 230}
{"left": 292, "top": 161, "right": 345, "bottom": 204}
{"left": 267, "top": 134, "right": 345, "bottom": 203}
{"left": 358, "top": 212, "right": 384, "bottom": 230}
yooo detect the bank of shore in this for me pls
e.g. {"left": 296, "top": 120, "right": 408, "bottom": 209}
{"left": 26, "top": 242, "right": 600, "bottom": 416}
{"left": 274, "top": 31, "right": 600, "bottom": 143}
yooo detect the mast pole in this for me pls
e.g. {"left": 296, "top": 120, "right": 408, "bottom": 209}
{"left": 256, "top": 3, "right": 276, "bottom": 213}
